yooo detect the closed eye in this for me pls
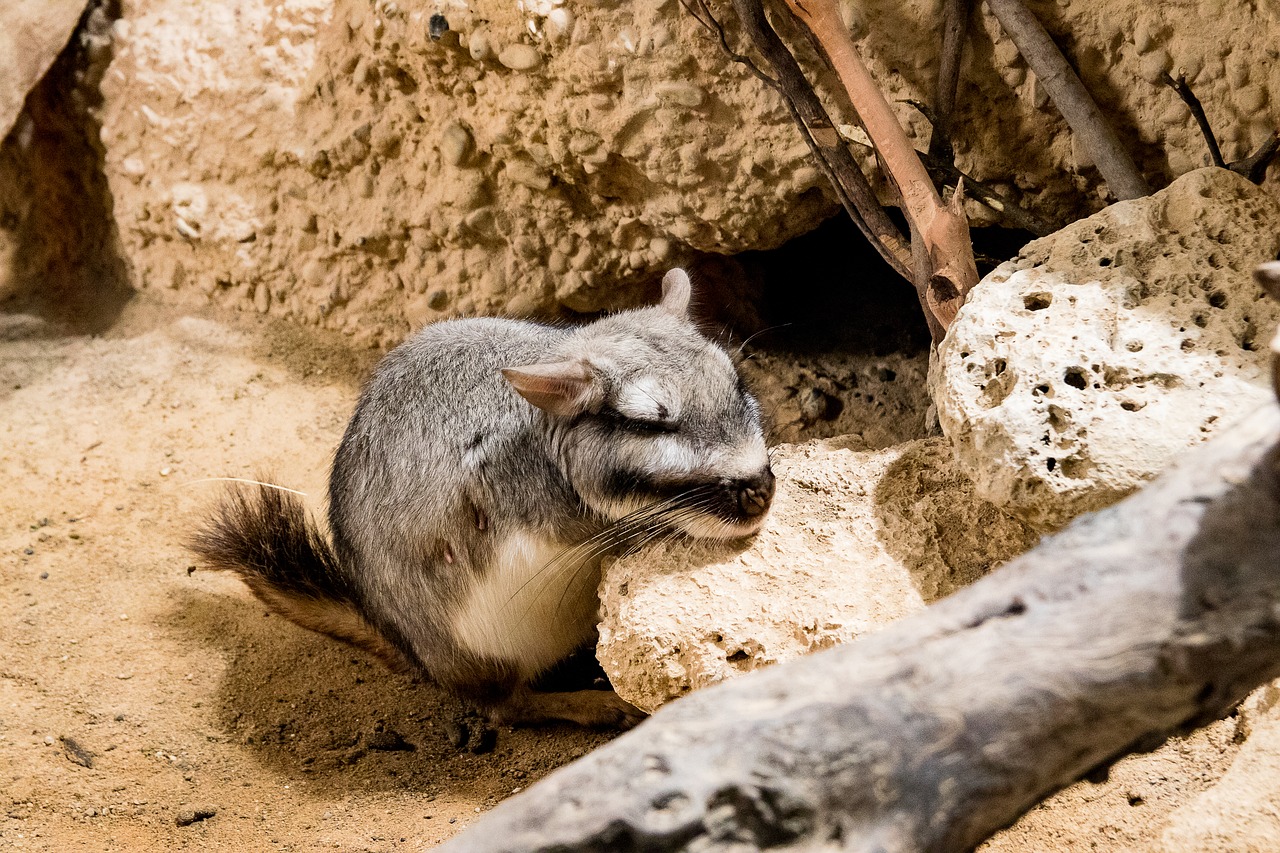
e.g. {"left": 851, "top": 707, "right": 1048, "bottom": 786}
{"left": 600, "top": 408, "right": 678, "bottom": 435}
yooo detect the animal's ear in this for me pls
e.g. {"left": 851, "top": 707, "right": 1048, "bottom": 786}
{"left": 659, "top": 268, "right": 692, "bottom": 319}
{"left": 501, "top": 361, "right": 602, "bottom": 417}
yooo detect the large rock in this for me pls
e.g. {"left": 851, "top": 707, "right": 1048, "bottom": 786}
{"left": 596, "top": 435, "right": 1038, "bottom": 713}
{"left": 931, "top": 168, "right": 1280, "bottom": 531}
{"left": 94, "top": 1, "right": 1280, "bottom": 343}
{"left": 0, "top": 0, "right": 90, "bottom": 140}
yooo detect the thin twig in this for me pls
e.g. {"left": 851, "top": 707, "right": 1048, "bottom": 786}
{"left": 901, "top": 99, "right": 1054, "bottom": 235}
{"left": 699, "top": 0, "right": 913, "bottom": 282}
{"left": 1230, "top": 132, "right": 1280, "bottom": 185}
{"left": 985, "top": 0, "right": 1150, "bottom": 200}
{"left": 929, "top": 0, "right": 973, "bottom": 166}
{"left": 1162, "top": 73, "right": 1225, "bottom": 168}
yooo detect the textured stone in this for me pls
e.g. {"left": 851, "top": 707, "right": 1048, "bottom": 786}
{"left": 597, "top": 435, "right": 1038, "bottom": 713}
{"left": 931, "top": 168, "right": 1280, "bottom": 531}
{"left": 0, "top": 0, "right": 90, "bottom": 140}
{"left": 93, "top": 1, "right": 1280, "bottom": 344}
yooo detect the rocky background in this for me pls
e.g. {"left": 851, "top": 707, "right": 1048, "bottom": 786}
{"left": 2, "top": 0, "right": 1280, "bottom": 850}
{"left": 4, "top": 0, "right": 1280, "bottom": 342}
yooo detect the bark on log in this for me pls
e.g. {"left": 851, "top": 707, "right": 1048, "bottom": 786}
{"left": 436, "top": 401, "right": 1280, "bottom": 852}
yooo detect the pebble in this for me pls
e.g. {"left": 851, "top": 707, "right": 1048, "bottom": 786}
{"left": 175, "top": 804, "right": 218, "bottom": 827}
{"left": 468, "top": 30, "right": 492, "bottom": 62}
{"left": 439, "top": 122, "right": 473, "bottom": 168}
{"left": 60, "top": 736, "right": 94, "bottom": 768}
{"left": 498, "top": 44, "right": 541, "bottom": 71}
{"left": 654, "top": 82, "right": 705, "bottom": 108}
{"left": 545, "top": 8, "right": 573, "bottom": 42}
{"left": 469, "top": 726, "right": 498, "bottom": 755}
{"left": 1236, "top": 85, "right": 1269, "bottom": 116}
{"left": 505, "top": 160, "right": 551, "bottom": 191}
{"left": 1139, "top": 50, "right": 1172, "bottom": 84}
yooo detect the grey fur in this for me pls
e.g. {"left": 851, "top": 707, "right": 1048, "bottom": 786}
{"left": 192, "top": 269, "right": 774, "bottom": 724}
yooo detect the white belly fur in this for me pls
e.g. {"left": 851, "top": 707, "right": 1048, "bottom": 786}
{"left": 449, "top": 531, "right": 601, "bottom": 678}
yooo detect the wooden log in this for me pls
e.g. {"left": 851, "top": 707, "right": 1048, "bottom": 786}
{"left": 436, "top": 397, "right": 1280, "bottom": 852}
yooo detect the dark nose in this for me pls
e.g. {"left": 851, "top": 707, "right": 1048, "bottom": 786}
{"left": 734, "top": 468, "right": 776, "bottom": 518}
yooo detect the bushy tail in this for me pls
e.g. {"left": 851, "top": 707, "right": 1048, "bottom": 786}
{"left": 188, "top": 483, "right": 410, "bottom": 672}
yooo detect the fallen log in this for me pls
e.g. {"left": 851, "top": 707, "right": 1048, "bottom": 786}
{"left": 437, "top": 360, "right": 1280, "bottom": 850}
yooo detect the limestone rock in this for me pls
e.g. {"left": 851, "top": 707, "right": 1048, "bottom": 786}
{"left": 94, "top": 1, "right": 1280, "bottom": 344}
{"left": 931, "top": 168, "right": 1280, "bottom": 531}
{"left": 596, "top": 436, "right": 1038, "bottom": 713}
{"left": 0, "top": 0, "right": 90, "bottom": 140}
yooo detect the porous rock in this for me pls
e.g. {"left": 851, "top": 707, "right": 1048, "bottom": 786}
{"left": 596, "top": 435, "right": 1038, "bottom": 713}
{"left": 931, "top": 168, "right": 1280, "bottom": 531}
{"left": 93, "top": 1, "right": 1280, "bottom": 343}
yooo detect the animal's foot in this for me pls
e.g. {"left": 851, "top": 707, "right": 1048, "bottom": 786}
{"left": 489, "top": 688, "right": 647, "bottom": 730}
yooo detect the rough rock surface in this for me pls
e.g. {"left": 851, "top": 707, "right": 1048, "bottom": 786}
{"left": 0, "top": 0, "right": 90, "bottom": 139}
{"left": 94, "top": 1, "right": 1280, "bottom": 342}
{"left": 0, "top": 4, "right": 126, "bottom": 322}
{"left": 932, "top": 168, "right": 1280, "bottom": 531}
{"left": 597, "top": 435, "right": 1038, "bottom": 713}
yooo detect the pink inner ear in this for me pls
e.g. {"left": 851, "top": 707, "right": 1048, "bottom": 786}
{"left": 501, "top": 362, "right": 597, "bottom": 417}
{"left": 660, "top": 268, "right": 692, "bottom": 318}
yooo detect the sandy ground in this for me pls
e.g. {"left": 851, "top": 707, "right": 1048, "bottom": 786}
{"left": 0, "top": 294, "right": 1260, "bottom": 851}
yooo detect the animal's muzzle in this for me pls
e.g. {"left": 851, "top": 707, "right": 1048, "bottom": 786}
{"left": 731, "top": 468, "right": 775, "bottom": 519}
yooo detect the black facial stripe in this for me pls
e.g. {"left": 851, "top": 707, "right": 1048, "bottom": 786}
{"left": 601, "top": 471, "right": 764, "bottom": 524}
{"left": 597, "top": 407, "right": 678, "bottom": 435}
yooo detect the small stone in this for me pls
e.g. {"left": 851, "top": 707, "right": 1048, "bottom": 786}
{"left": 504, "top": 160, "right": 551, "bottom": 191}
{"left": 60, "top": 736, "right": 94, "bottom": 768}
{"left": 1236, "top": 85, "right": 1269, "bottom": 116}
{"left": 1132, "top": 20, "right": 1157, "bottom": 53}
{"left": 654, "top": 81, "right": 705, "bottom": 108}
{"left": 440, "top": 122, "right": 474, "bottom": 168}
{"left": 175, "top": 804, "right": 218, "bottom": 827}
{"left": 468, "top": 30, "right": 492, "bottom": 62}
{"left": 498, "top": 44, "right": 541, "bottom": 71}
{"left": 428, "top": 13, "right": 448, "bottom": 41}
{"left": 545, "top": 8, "right": 573, "bottom": 42}
{"left": 1139, "top": 50, "right": 1172, "bottom": 84}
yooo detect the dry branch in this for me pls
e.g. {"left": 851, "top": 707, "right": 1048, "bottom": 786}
{"left": 1163, "top": 73, "right": 1226, "bottom": 168}
{"left": 928, "top": 0, "right": 973, "bottom": 167}
{"left": 985, "top": 0, "right": 1150, "bottom": 200}
{"left": 778, "top": 0, "right": 979, "bottom": 336}
{"left": 1231, "top": 132, "right": 1280, "bottom": 185}
{"left": 438, "top": 323, "right": 1280, "bottom": 851}
{"left": 698, "top": 0, "right": 912, "bottom": 282}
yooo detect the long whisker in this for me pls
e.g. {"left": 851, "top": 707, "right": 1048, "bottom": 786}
{"left": 183, "top": 477, "right": 308, "bottom": 497}
{"left": 735, "top": 323, "right": 792, "bottom": 355}
{"left": 504, "top": 485, "right": 723, "bottom": 620}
